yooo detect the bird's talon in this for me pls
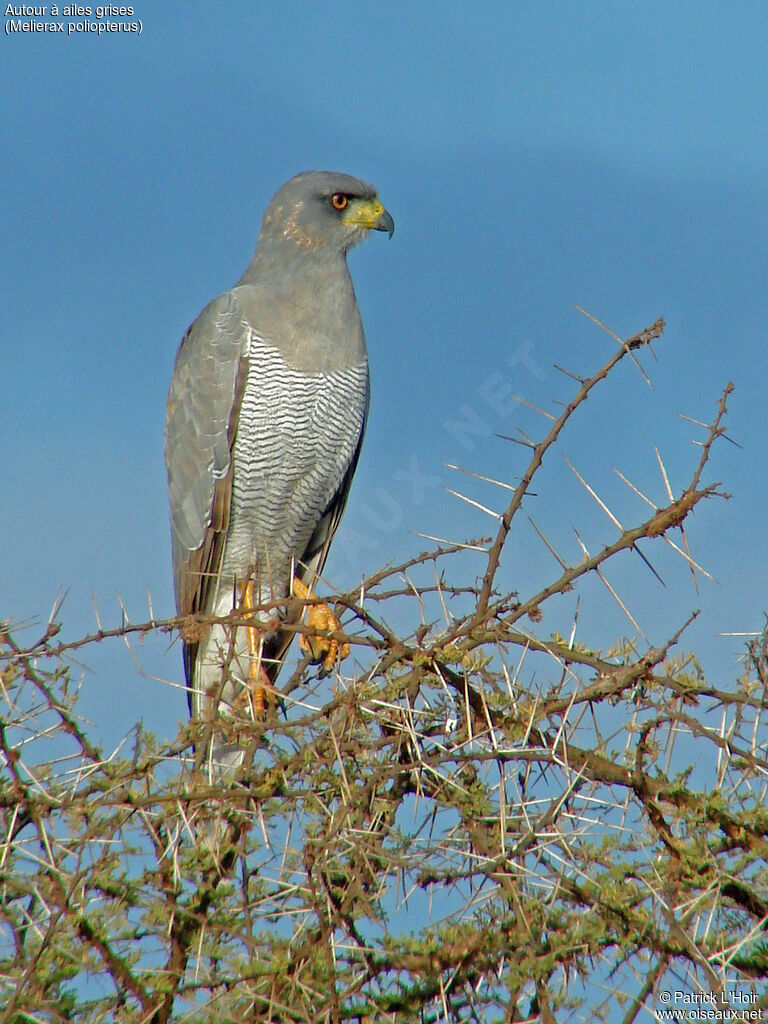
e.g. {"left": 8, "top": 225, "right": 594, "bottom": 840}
{"left": 294, "top": 577, "right": 350, "bottom": 672}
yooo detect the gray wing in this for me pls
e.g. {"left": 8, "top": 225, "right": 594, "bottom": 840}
{"left": 164, "top": 291, "right": 249, "bottom": 654}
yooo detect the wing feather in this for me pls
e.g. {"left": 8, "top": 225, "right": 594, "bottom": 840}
{"left": 164, "top": 292, "right": 249, "bottom": 699}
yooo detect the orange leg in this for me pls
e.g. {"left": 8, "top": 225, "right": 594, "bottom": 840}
{"left": 293, "top": 576, "right": 350, "bottom": 673}
{"left": 241, "top": 580, "right": 272, "bottom": 718}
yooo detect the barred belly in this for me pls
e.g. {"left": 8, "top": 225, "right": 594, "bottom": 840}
{"left": 221, "top": 334, "right": 368, "bottom": 601}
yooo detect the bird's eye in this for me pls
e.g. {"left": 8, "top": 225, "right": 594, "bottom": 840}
{"left": 331, "top": 193, "right": 349, "bottom": 211}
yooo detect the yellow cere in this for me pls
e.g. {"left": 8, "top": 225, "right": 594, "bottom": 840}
{"left": 343, "top": 198, "right": 386, "bottom": 228}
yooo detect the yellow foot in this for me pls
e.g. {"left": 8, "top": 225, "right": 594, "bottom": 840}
{"left": 239, "top": 580, "right": 277, "bottom": 719}
{"left": 234, "top": 662, "right": 274, "bottom": 720}
{"left": 293, "top": 576, "right": 350, "bottom": 674}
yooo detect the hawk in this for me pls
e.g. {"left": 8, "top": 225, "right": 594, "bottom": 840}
{"left": 165, "top": 170, "right": 393, "bottom": 773}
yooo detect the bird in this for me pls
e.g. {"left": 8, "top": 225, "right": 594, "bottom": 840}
{"left": 164, "top": 171, "right": 394, "bottom": 776}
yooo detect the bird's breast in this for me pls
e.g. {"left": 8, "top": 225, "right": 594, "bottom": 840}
{"left": 221, "top": 333, "right": 368, "bottom": 594}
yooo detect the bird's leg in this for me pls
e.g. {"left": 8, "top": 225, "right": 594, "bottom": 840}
{"left": 292, "top": 576, "right": 350, "bottom": 674}
{"left": 240, "top": 579, "right": 273, "bottom": 718}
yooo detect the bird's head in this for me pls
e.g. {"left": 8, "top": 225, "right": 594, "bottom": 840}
{"left": 258, "top": 170, "right": 394, "bottom": 255}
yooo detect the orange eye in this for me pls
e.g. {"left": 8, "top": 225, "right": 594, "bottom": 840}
{"left": 331, "top": 193, "right": 348, "bottom": 211}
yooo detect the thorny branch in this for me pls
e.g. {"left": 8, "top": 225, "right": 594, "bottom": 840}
{"left": 1, "top": 317, "right": 766, "bottom": 1023}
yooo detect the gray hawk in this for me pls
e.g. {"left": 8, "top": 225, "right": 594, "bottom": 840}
{"left": 164, "top": 170, "right": 393, "bottom": 774}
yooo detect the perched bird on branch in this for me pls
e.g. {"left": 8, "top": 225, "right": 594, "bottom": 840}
{"left": 165, "top": 171, "right": 394, "bottom": 775}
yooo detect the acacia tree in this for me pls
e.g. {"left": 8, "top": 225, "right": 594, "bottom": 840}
{"left": 2, "top": 317, "right": 766, "bottom": 1023}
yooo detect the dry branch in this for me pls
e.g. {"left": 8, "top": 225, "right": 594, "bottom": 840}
{"left": 1, "top": 318, "right": 765, "bottom": 1023}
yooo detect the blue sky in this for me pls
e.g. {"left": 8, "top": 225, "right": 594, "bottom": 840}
{"left": 4, "top": 1, "right": 768, "bottom": 743}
